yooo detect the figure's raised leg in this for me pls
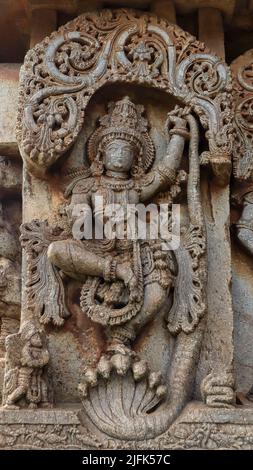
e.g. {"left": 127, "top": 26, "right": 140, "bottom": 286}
{"left": 48, "top": 240, "right": 108, "bottom": 281}
{"left": 48, "top": 240, "right": 135, "bottom": 285}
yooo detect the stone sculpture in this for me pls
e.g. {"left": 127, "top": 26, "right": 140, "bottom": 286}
{"left": 0, "top": 8, "right": 242, "bottom": 449}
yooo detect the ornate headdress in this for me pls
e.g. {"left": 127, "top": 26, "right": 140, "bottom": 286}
{"left": 87, "top": 96, "right": 155, "bottom": 176}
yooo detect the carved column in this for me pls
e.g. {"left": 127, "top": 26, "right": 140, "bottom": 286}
{"left": 195, "top": 7, "right": 235, "bottom": 405}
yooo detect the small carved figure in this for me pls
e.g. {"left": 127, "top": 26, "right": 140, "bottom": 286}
{"left": 2, "top": 321, "right": 50, "bottom": 409}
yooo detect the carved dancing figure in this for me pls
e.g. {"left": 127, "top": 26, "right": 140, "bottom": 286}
{"left": 29, "top": 96, "right": 206, "bottom": 439}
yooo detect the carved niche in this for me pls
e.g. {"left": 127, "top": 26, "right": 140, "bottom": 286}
{"left": 12, "top": 9, "right": 234, "bottom": 443}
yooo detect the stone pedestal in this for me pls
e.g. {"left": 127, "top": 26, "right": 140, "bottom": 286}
{"left": 1, "top": 402, "right": 253, "bottom": 450}
{"left": 0, "top": 406, "right": 100, "bottom": 450}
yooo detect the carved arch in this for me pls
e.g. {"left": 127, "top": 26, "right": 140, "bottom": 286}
{"left": 17, "top": 9, "right": 233, "bottom": 180}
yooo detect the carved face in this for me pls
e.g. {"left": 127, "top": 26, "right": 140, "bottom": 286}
{"left": 103, "top": 139, "right": 135, "bottom": 173}
{"left": 30, "top": 332, "right": 43, "bottom": 348}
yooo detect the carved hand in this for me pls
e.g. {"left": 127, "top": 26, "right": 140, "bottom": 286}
{"left": 166, "top": 105, "right": 191, "bottom": 138}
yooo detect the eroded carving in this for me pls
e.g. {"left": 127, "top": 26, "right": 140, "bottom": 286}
{"left": 201, "top": 370, "right": 235, "bottom": 408}
{"left": 2, "top": 321, "right": 51, "bottom": 409}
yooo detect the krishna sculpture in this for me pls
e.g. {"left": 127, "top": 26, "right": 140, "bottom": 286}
{"left": 30, "top": 96, "right": 207, "bottom": 439}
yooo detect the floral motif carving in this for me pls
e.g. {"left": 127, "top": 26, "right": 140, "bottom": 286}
{"left": 0, "top": 422, "right": 102, "bottom": 450}
{"left": 16, "top": 9, "right": 233, "bottom": 181}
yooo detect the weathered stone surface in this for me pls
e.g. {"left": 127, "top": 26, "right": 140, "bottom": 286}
{"left": 0, "top": 64, "right": 20, "bottom": 156}
{"left": 231, "top": 246, "right": 253, "bottom": 394}
{"left": 0, "top": 157, "right": 22, "bottom": 195}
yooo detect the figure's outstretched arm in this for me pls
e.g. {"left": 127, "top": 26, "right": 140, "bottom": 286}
{"left": 140, "top": 107, "right": 189, "bottom": 202}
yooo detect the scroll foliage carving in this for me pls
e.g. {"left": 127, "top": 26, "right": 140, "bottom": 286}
{"left": 16, "top": 9, "right": 233, "bottom": 179}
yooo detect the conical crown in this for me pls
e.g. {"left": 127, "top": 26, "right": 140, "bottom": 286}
{"left": 87, "top": 96, "right": 155, "bottom": 174}
{"left": 101, "top": 96, "right": 142, "bottom": 131}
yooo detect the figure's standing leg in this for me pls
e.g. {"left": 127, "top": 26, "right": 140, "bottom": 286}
{"left": 106, "top": 282, "right": 169, "bottom": 356}
{"left": 79, "top": 282, "right": 169, "bottom": 398}
{"left": 40, "top": 373, "right": 52, "bottom": 408}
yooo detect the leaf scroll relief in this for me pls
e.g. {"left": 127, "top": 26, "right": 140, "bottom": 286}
{"left": 16, "top": 9, "right": 233, "bottom": 180}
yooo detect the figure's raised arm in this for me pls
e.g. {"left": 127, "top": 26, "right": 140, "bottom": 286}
{"left": 140, "top": 106, "right": 189, "bottom": 202}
